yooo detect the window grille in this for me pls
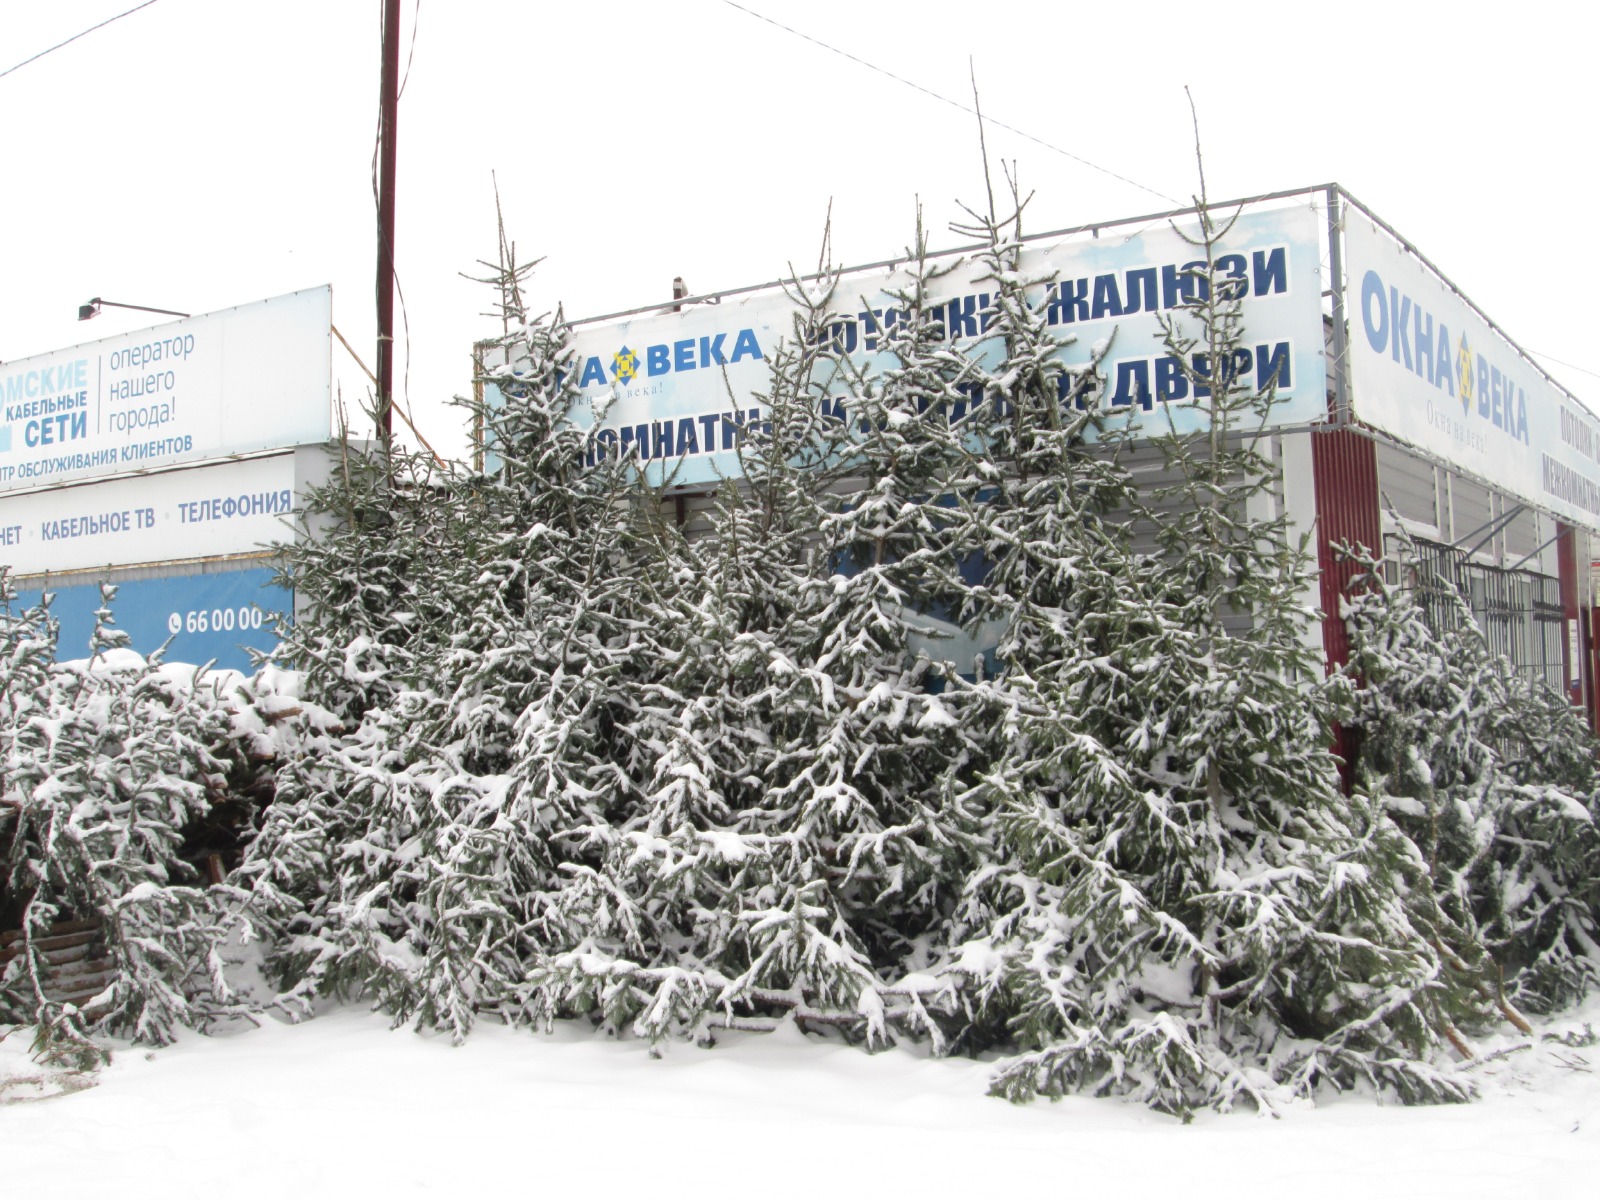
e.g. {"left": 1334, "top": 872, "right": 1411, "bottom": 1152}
{"left": 1388, "top": 534, "right": 1565, "bottom": 691}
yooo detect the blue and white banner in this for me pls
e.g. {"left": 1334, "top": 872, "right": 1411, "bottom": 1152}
{"left": 12, "top": 565, "right": 286, "bottom": 674}
{"left": 0, "top": 453, "right": 297, "bottom": 575}
{"left": 1345, "top": 213, "right": 1600, "bottom": 532}
{"left": 486, "top": 205, "right": 1328, "bottom": 487}
{"left": 0, "top": 287, "right": 331, "bottom": 494}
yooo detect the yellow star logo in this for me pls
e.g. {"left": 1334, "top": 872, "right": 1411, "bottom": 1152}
{"left": 612, "top": 346, "right": 639, "bottom": 385}
{"left": 1456, "top": 334, "right": 1474, "bottom": 414}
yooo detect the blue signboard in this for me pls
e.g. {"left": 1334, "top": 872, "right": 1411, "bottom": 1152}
{"left": 481, "top": 205, "right": 1326, "bottom": 487}
{"left": 12, "top": 566, "right": 287, "bottom": 673}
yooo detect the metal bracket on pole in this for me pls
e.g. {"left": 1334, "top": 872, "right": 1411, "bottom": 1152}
{"left": 1509, "top": 532, "right": 1562, "bottom": 573}
{"left": 1453, "top": 503, "right": 1526, "bottom": 559}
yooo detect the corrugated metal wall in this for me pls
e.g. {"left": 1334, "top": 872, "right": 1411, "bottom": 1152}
{"left": 1373, "top": 437, "right": 1558, "bottom": 577}
{"left": 1373, "top": 440, "right": 1439, "bottom": 536}
{"left": 1311, "top": 429, "right": 1381, "bottom": 675}
{"left": 1370, "top": 435, "right": 1578, "bottom": 698}
{"left": 656, "top": 431, "right": 1582, "bottom": 702}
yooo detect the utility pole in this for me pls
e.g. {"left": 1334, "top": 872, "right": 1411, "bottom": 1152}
{"left": 375, "top": 0, "right": 400, "bottom": 458}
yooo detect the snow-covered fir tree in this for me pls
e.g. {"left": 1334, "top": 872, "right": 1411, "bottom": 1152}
{"left": 513, "top": 264, "right": 881, "bottom": 1041}
{"left": 522, "top": 229, "right": 990, "bottom": 1048}
{"left": 1109, "top": 189, "right": 1484, "bottom": 1109}
{"left": 211, "top": 190, "right": 1600, "bottom": 1115}
{"left": 1342, "top": 531, "right": 1600, "bottom": 1019}
{"left": 754, "top": 213, "right": 993, "bottom": 1027}
{"left": 919, "top": 169, "right": 1470, "bottom": 1112}
{"left": 918, "top": 180, "right": 1242, "bottom": 1093}
{"left": 1, "top": 581, "right": 262, "bottom": 1052}
{"left": 232, "top": 301, "right": 659, "bottom": 1037}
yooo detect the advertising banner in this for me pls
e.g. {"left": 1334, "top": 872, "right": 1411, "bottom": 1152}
{"left": 12, "top": 565, "right": 286, "bottom": 674}
{"left": 0, "top": 287, "right": 331, "bottom": 494}
{"left": 1344, "top": 213, "right": 1600, "bottom": 532}
{"left": 0, "top": 453, "right": 296, "bottom": 575}
{"left": 487, "top": 205, "right": 1327, "bottom": 487}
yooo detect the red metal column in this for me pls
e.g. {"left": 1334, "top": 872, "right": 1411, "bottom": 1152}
{"left": 1555, "top": 521, "right": 1587, "bottom": 714}
{"left": 1312, "top": 429, "right": 1382, "bottom": 672}
{"left": 1312, "top": 428, "right": 1382, "bottom": 787}
{"left": 1590, "top": 605, "right": 1600, "bottom": 732}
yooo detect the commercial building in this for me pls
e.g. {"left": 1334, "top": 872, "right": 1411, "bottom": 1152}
{"left": 0, "top": 288, "right": 335, "bottom": 671}
{"left": 481, "top": 184, "right": 1600, "bottom": 724}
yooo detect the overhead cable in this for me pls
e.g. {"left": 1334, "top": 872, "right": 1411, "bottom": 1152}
{"left": 718, "top": 0, "right": 1180, "bottom": 206}
{"left": 0, "top": 1, "right": 162, "bottom": 82}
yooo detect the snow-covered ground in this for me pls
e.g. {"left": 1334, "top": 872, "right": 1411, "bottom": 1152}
{"left": 5, "top": 1001, "right": 1599, "bottom": 1199}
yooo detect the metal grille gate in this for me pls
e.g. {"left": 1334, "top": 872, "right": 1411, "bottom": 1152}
{"left": 1391, "top": 535, "right": 1566, "bottom": 691}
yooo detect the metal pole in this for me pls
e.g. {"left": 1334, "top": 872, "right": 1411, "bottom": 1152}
{"left": 1326, "top": 185, "right": 1350, "bottom": 426}
{"left": 1463, "top": 505, "right": 1524, "bottom": 561}
{"left": 376, "top": 0, "right": 400, "bottom": 458}
{"left": 1509, "top": 532, "right": 1562, "bottom": 573}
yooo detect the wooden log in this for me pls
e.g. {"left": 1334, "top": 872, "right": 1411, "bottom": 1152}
{"left": 0, "top": 933, "right": 99, "bottom": 964}
{"left": 0, "top": 918, "right": 99, "bottom": 948}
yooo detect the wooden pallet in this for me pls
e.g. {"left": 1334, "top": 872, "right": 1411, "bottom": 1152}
{"left": 0, "top": 919, "right": 116, "bottom": 1011}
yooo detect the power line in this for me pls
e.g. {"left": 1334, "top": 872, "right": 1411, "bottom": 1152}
{"left": 718, "top": 0, "right": 1179, "bottom": 206}
{"left": 0, "top": 1, "right": 162, "bottom": 82}
{"left": 1525, "top": 348, "right": 1600, "bottom": 385}
{"left": 398, "top": 0, "right": 421, "bottom": 100}
{"left": 720, "top": 6, "right": 1600, "bottom": 388}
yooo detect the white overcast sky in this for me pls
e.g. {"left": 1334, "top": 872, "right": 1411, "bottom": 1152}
{"left": 2, "top": 1, "right": 1596, "bottom": 459}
